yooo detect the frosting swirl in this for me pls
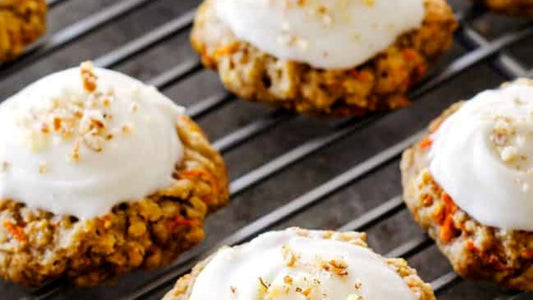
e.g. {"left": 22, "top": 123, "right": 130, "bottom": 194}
{"left": 189, "top": 228, "right": 417, "bottom": 300}
{"left": 0, "top": 62, "right": 184, "bottom": 219}
{"left": 215, "top": 0, "right": 425, "bottom": 69}
{"left": 430, "top": 79, "right": 533, "bottom": 231}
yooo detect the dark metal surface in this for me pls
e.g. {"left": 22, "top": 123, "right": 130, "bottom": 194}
{"left": 0, "top": 0, "right": 531, "bottom": 299}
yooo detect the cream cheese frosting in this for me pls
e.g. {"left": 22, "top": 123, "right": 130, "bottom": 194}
{"left": 214, "top": 0, "right": 425, "bottom": 70}
{"left": 429, "top": 79, "right": 533, "bottom": 231}
{"left": 0, "top": 62, "right": 184, "bottom": 219}
{"left": 189, "top": 228, "right": 417, "bottom": 300}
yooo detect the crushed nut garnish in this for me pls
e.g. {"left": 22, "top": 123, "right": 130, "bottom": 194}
{"left": 16, "top": 62, "right": 142, "bottom": 162}
{"left": 1, "top": 161, "right": 9, "bottom": 172}
{"left": 284, "top": 275, "right": 293, "bottom": 285}
{"left": 130, "top": 103, "right": 139, "bottom": 113}
{"left": 81, "top": 61, "right": 98, "bottom": 92}
{"left": 38, "top": 162, "right": 48, "bottom": 174}
{"left": 121, "top": 123, "right": 133, "bottom": 135}
{"left": 282, "top": 245, "right": 299, "bottom": 267}
{"left": 69, "top": 139, "right": 81, "bottom": 162}
{"left": 322, "top": 259, "right": 349, "bottom": 276}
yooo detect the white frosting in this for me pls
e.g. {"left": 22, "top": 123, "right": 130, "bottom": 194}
{"left": 189, "top": 229, "right": 417, "bottom": 300}
{"left": 429, "top": 79, "right": 533, "bottom": 231}
{"left": 214, "top": 0, "right": 425, "bottom": 70}
{"left": 0, "top": 64, "right": 185, "bottom": 219}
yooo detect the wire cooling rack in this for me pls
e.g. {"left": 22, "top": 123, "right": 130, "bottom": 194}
{"left": 0, "top": 0, "right": 531, "bottom": 299}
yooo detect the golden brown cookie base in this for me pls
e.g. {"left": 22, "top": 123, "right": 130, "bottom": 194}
{"left": 162, "top": 229, "right": 436, "bottom": 300}
{"left": 190, "top": 0, "right": 457, "bottom": 117}
{"left": 474, "top": 0, "right": 533, "bottom": 17}
{"left": 401, "top": 103, "right": 533, "bottom": 291}
{"left": 0, "top": 0, "right": 47, "bottom": 62}
{"left": 0, "top": 115, "right": 229, "bottom": 287}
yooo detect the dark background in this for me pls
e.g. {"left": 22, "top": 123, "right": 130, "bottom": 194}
{"left": 0, "top": 0, "right": 532, "bottom": 299}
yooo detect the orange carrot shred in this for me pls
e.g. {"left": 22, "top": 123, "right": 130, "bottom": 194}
{"left": 416, "top": 64, "right": 428, "bottom": 77}
{"left": 402, "top": 49, "right": 419, "bottom": 61}
{"left": 466, "top": 240, "right": 476, "bottom": 251}
{"left": 440, "top": 217, "right": 456, "bottom": 242}
{"left": 438, "top": 193, "right": 459, "bottom": 243}
{"left": 3, "top": 220, "right": 27, "bottom": 243}
{"left": 179, "top": 169, "right": 219, "bottom": 204}
{"left": 521, "top": 249, "right": 533, "bottom": 259}
{"left": 419, "top": 137, "right": 432, "bottom": 149}
{"left": 467, "top": 240, "right": 509, "bottom": 271}
{"left": 170, "top": 217, "right": 199, "bottom": 230}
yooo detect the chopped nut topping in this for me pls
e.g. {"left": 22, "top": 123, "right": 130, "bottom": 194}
{"left": 322, "top": 259, "right": 349, "bottom": 276}
{"left": 1, "top": 161, "right": 9, "bottom": 172}
{"left": 69, "top": 140, "right": 81, "bottom": 162}
{"left": 121, "top": 123, "right": 133, "bottom": 135}
{"left": 130, "top": 103, "right": 139, "bottom": 113}
{"left": 80, "top": 61, "right": 98, "bottom": 92}
{"left": 38, "top": 162, "right": 48, "bottom": 174}
{"left": 296, "top": 286, "right": 312, "bottom": 296}
{"left": 282, "top": 245, "right": 298, "bottom": 267}
{"left": 16, "top": 62, "right": 142, "bottom": 162}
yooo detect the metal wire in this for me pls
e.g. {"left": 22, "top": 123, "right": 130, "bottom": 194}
{"left": 45, "top": 0, "right": 69, "bottom": 8}
{"left": 0, "top": 0, "right": 157, "bottom": 78}
{"left": 93, "top": 10, "right": 196, "bottom": 69}
{"left": 10, "top": 1, "right": 533, "bottom": 299}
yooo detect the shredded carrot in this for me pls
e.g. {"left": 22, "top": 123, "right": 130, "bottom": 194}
{"left": 357, "top": 71, "right": 373, "bottom": 83}
{"left": 97, "top": 215, "right": 113, "bottom": 229}
{"left": 441, "top": 193, "right": 457, "bottom": 213}
{"left": 467, "top": 240, "right": 509, "bottom": 271}
{"left": 421, "top": 194, "right": 433, "bottom": 206}
{"left": 201, "top": 53, "right": 216, "bottom": 67}
{"left": 402, "top": 77, "right": 412, "bottom": 90}
{"left": 416, "top": 64, "right": 428, "bottom": 78}
{"left": 466, "top": 240, "right": 476, "bottom": 251}
{"left": 521, "top": 249, "right": 533, "bottom": 259}
{"left": 3, "top": 220, "right": 27, "bottom": 243}
{"left": 437, "top": 193, "right": 459, "bottom": 243}
{"left": 350, "top": 69, "right": 372, "bottom": 83}
{"left": 402, "top": 49, "right": 419, "bottom": 61}
{"left": 440, "top": 217, "right": 456, "bottom": 243}
{"left": 179, "top": 169, "right": 219, "bottom": 204}
{"left": 419, "top": 136, "right": 432, "bottom": 149}
{"left": 170, "top": 217, "right": 199, "bottom": 230}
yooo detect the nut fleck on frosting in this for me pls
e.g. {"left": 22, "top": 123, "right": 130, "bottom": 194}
{"left": 187, "top": 228, "right": 418, "bottom": 300}
{"left": 0, "top": 62, "right": 185, "bottom": 219}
